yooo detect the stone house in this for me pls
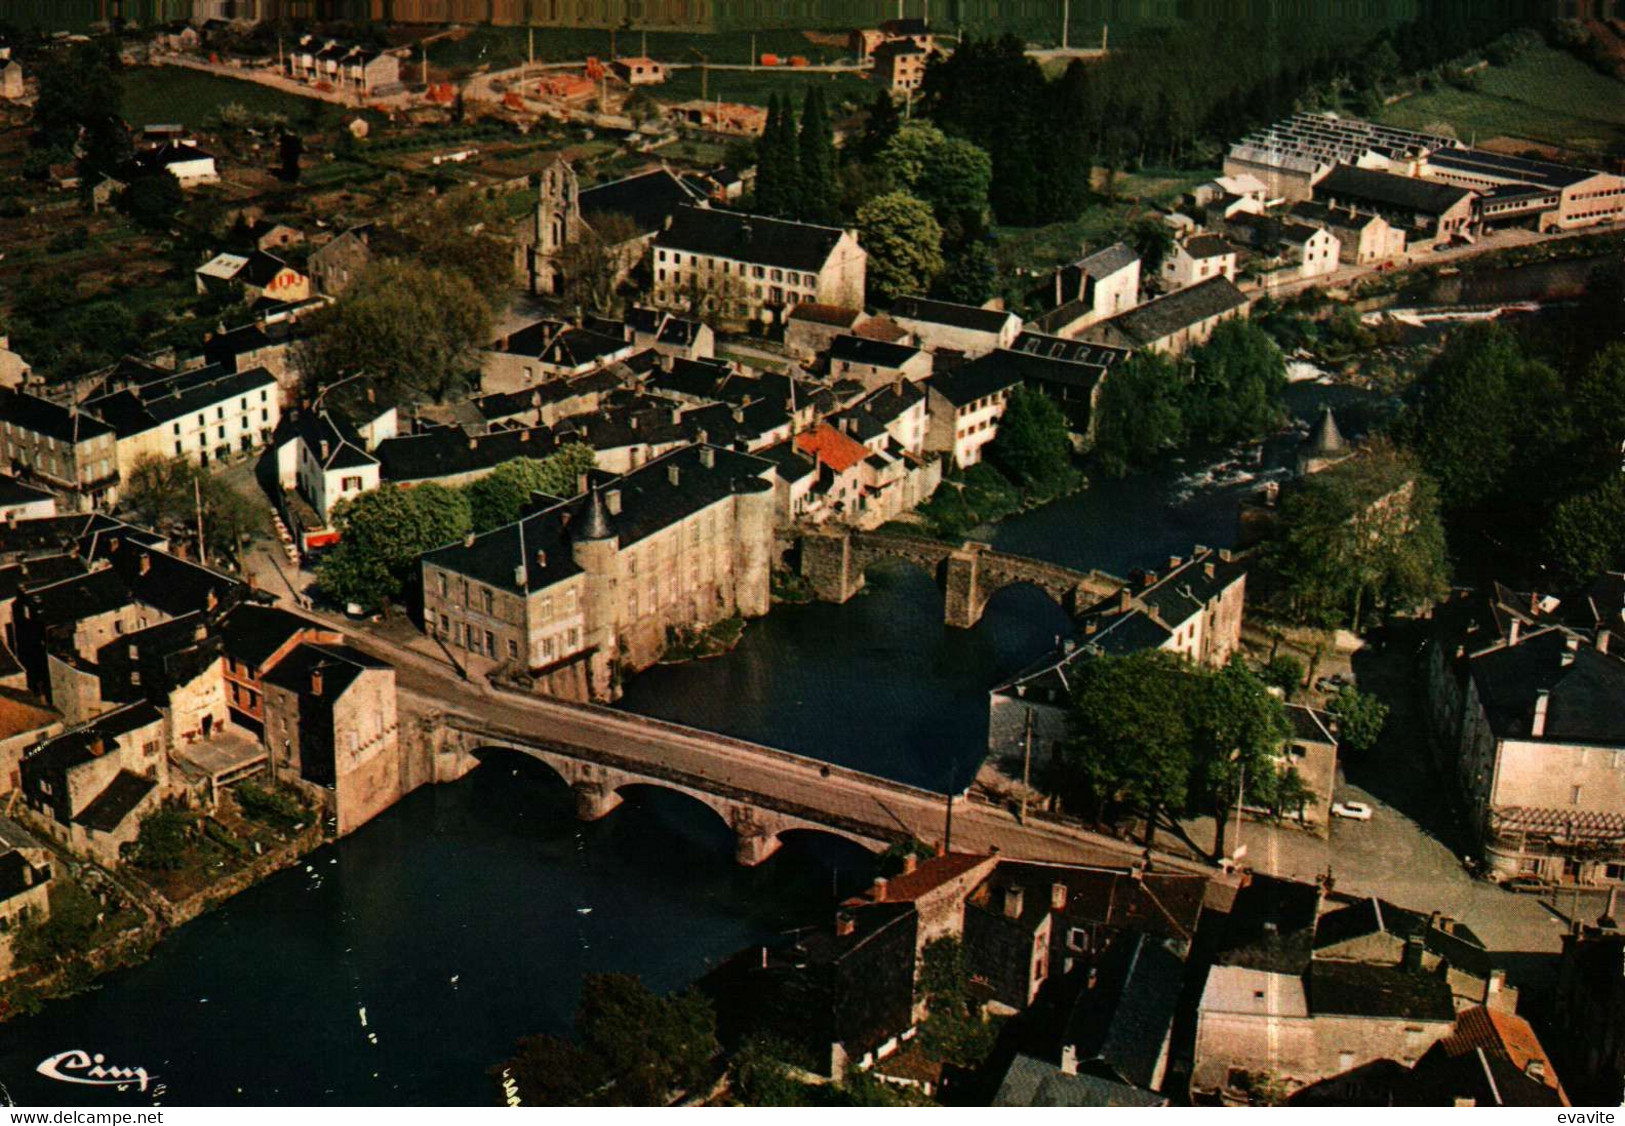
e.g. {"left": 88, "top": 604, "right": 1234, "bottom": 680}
{"left": 0, "top": 61, "right": 23, "bottom": 101}
{"left": 290, "top": 409, "right": 386, "bottom": 533}
{"left": 195, "top": 250, "right": 311, "bottom": 304}
{"left": 131, "top": 141, "right": 218, "bottom": 188}
{"left": 1288, "top": 201, "right": 1407, "bottom": 265}
{"left": 996, "top": 334, "right": 1129, "bottom": 446}
{"left": 1280, "top": 221, "right": 1342, "bottom": 279}
{"left": 652, "top": 207, "right": 866, "bottom": 329}
{"left": 481, "top": 320, "right": 635, "bottom": 394}
{"left": 261, "top": 642, "right": 399, "bottom": 836}
{"left": 1283, "top": 703, "right": 1339, "bottom": 835}
{"left": 419, "top": 444, "right": 777, "bottom": 701}
{"left": 0, "top": 478, "right": 58, "bottom": 524}
{"left": 85, "top": 364, "right": 280, "bottom": 476}
{"left": 0, "top": 837, "right": 51, "bottom": 978}
{"left": 889, "top": 296, "right": 1021, "bottom": 358}
{"left": 785, "top": 304, "right": 864, "bottom": 361}
{"left": 872, "top": 39, "right": 928, "bottom": 92}
{"left": 1312, "top": 164, "right": 1475, "bottom": 247}
{"left": 622, "top": 307, "right": 714, "bottom": 362}
{"left": 826, "top": 335, "right": 932, "bottom": 392}
{"left": 18, "top": 701, "right": 167, "bottom": 867}
{"left": 1162, "top": 234, "right": 1239, "bottom": 292}
{"left": 611, "top": 56, "right": 666, "bottom": 84}
{"left": 923, "top": 361, "right": 1020, "bottom": 469}
{"left": 1033, "top": 243, "right": 1142, "bottom": 337}
{"left": 217, "top": 603, "right": 341, "bottom": 736}
{"left": 1081, "top": 276, "right": 1249, "bottom": 356}
{"left": 0, "top": 335, "right": 32, "bottom": 393}
{"left": 0, "top": 390, "right": 120, "bottom": 512}
{"left": 308, "top": 226, "right": 372, "bottom": 297}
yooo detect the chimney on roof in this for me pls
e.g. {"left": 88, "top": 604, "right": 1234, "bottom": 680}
{"left": 535, "top": 548, "right": 548, "bottom": 569}
{"left": 872, "top": 875, "right": 888, "bottom": 901}
{"left": 605, "top": 489, "right": 622, "bottom": 516}
{"left": 1402, "top": 934, "right": 1425, "bottom": 973}
{"left": 88, "top": 737, "right": 105, "bottom": 757}
{"left": 206, "top": 589, "right": 217, "bottom": 611}
{"left": 465, "top": 532, "right": 477, "bottom": 548}
{"left": 320, "top": 439, "right": 331, "bottom": 461}
{"left": 700, "top": 446, "right": 715, "bottom": 469}
{"left": 367, "top": 385, "right": 376, "bottom": 403}
{"left": 1532, "top": 688, "right": 1550, "bottom": 738}
{"left": 834, "top": 910, "right": 856, "bottom": 937}
{"left": 901, "top": 852, "right": 918, "bottom": 875}
{"left": 1003, "top": 885, "right": 1025, "bottom": 919}
{"left": 1118, "top": 588, "right": 1133, "bottom": 613}
{"left": 1509, "top": 619, "right": 1521, "bottom": 646}
{"left": 1204, "top": 561, "right": 1216, "bottom": 579}
{"left": 1563, "top": 635, "right": 1580, "bottom": 666}
{"left": 468, "top": 435, "right": 478, "bottom": 450}
{"left": 1600, "top": 630, "right": 1612, "bottom": 655}
{"left": 1059, "top": 1045, "right": 1078, "bottom": 1076}
{"left": 1050, "top": 882, "right": 1067, "bottom": 911}
{"left": 310, "top": 668, "right": 323, "bottom": 696}
{"left": 1141, "top": 571, "right": 1157, "bottom": 589}
{"left": 139, "top": 553, "right": 151, "bottom": 576}
{"left": 1168, "top": 555, "right": 1183, "bottom": 571}
{"left": 1526, "top": 1059, "right": 1547, "bottom": 1083}
{"left": 732, "top": 407, "right": 744, "bottom": 424}
{"left": 668, "top": 464, "right": 681, "bottom": 487}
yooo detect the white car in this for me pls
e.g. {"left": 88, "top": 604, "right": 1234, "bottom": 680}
{"left": 1332, "top": 801, "right": 1373, "bottom": 821}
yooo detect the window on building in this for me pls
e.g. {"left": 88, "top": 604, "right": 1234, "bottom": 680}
{"left": 507, "top": 639, "right": 519, "bottom": 660}
{"left": 482, "top": 588, "right": 494, "bottom": 614}
{"left": 1572, "top": 785, "right": 1583, "bottom": 806}
{"left": 484, "top": 630, "right": 495, "bottom": 655}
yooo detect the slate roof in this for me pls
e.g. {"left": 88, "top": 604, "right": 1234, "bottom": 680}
{"left": 1102, "top": 276, "right": 1248, "bottom": 347}
{"left": 1316, "top": 164, "right": 1474, "bottom": 216}
{"left": 1181, "top": 234, "right": 1237, "bottom": 259}
{"left": 1064, "top": 931, "right": 1185, "bottom": 1088}
{"left": 24, "top": 701, "right": 164, "bottom": 778}
{"left": 1468, "top": 630, "right": 1625, "bottom": 744}
{"left": 1303, "top": 406, "right": 1347, "bottom": 457}
{"left": 980, "top": 861, "right": 1207, "bottom": 946}
{"left": 297, "top": 410, "right": 376, "bottom": 473}
{"left": 1076, "top": 242, "right": 1140, "bottom": 277}
{"left": 423, "top": 444, "right": 775, "bottom": 596}
{"left": 75, "top": 770, "right": 156, "bottom": 833}
{"left": 655, "top": 206, "right": 846, "bottom": 272}
{"left": 1426, "top": 147, "right": 1593, "bottom": 190}
{"left": 1207, "top": 872, "right": 1323, "bottom": 974}
{"left": 21, "top": 567, "right": 131, "bottom": 625}
{"left": 0, "top": 476, "right": 57, "bottom": 510}
{"left": 96, "top": 539, "right": 246, "bottom": 621}
{"left": 1008, "top": 336, "right": 1130, "bottom": 371}
{"left": 375, "top": 425, "right": 559, "bottom": 484}
{"left": 0, "top": 849, "right": 50, "bottom": 904}
{"left": 1307, "top": 960, "right": 1456, "bottom": 1022}
{"left": 0, "top": 687, "right": 59, "bottom": 742}
{"left": 85, "top": 366, "right": 277, "bottom": 437}
{"left": 217, "top": 603, "right": 327, "bottom": 671}
{"left": 1409, "top": 1045, "right": 1566, "bottom": 1107}
{"left": 925, "top": 355, "right": 1022, "bottom": 408}
{"left": 580, "top": 167, "right": 704, "bottom": 233}
{"left": 0, "top": 390, "right": 113, "bottom": 444}
{"left": 828, "top": 334, "right": 922, "bottom": 369}
{"left": 890, "top": 296, "right": 1015, "bottom": 335}
{"left": 262, "top": 642, "right": 388, "bottom": 698}
{"left": 992, "top": 1055, "right": 1168, "bottom": 1108}
{"left": 1286, "top": 703, "right": 1338, "bottom": 746}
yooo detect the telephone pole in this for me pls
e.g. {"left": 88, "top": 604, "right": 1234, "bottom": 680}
{"left": 1018, "top": 708, "right": 1034, "bottom": 824}
{"left": 194, "top": 474, "right": 207, "bottom": 566}
{"left": 1061, "top": 0, "right": 1069, "bottom": 49}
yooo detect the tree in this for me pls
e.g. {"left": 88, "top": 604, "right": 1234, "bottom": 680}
{"left": 796, "top": 86, "right": 838, "bottom": 224}
{"left": 407, "top": 192, "right": 517, "bottom": 303}
{"left": 1261, "top": 653, "right": 1305, "bottom": 697}
{"left": 1409, "top": 323, "right": 1569, "bottom": 512}
{"left": 279, "top": 130, "right": 304, "bottom": 182}
{"left": 1184, "top": 319, "right": 1287, "bottom": 445}
{"left": 854, "top": 191, "right": 943, "bottom": 304}
{"left": 555, "top": 212, "right": 642, "bottom": 315}
{"left": 12, "top": 881, "right": 102, "bottom": 972}
{"left": 118, "top": 169, "right": 184, "bottom": 230}
{"left": 753, "top": 95, "right": 802, "bottom": 219}
{"left": 1188, "top": 658, "right": 1289, "bottom": 860}
{"left": 988, "top": 388, "right": 1072, "bottom": 489}
{"left": 318, "top": 484, "right": 473, "bottom": 610}
{"left": 934, "top": 240, "right": 994, "bottom": 305}
{"left": 32, "top": 38, "right": 129, "bottom": 179}
{"left": 497, "top": 974, "right": 718, "bottom": 1106}
{"left": 1573, "top": 343, "right": 1625, "bottom": 465}
{"left": 1062, "top": 650, "right": 1196, "bottom": 847}
{"left": 121, "top": 454, "right": 265, "bottom": 564}
{"left": 1091, "top": 352, "right": 1186, "bottom": 477}
{"left": 1126, "top": 216, "right": 1175, "bottom": 279}
{"left": 852, "top": 88, "right": 901, "bottom": 164}
{"left": 302, "top": 261, "right": 490, "bottom": 403}
{"left": 127, "top": 804, "right": 195, "bottom": 871}
{"left": 1328, "top": 686, "right": 1389, "bottom": 755}
{"left": 1545, "top": 475, "right": 1625, "bottom": 580}
{"left": 1264, "top": 441, "right": 1450, "bottom": 631}
{"left": 464, "top": 446, "right": 597, "bottom": 533}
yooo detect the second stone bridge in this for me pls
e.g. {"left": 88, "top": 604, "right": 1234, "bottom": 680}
{"left": 801, "top": 529, "right": 1126, "bottom": 628}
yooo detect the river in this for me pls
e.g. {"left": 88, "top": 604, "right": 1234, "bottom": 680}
{"left": 0, "top": 381, "right": 1372, "bottom": 1107}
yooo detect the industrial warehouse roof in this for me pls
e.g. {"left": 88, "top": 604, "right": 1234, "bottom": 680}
{"left": 1316, "top": 164, "right": 1474, "bottom": 216}
{"left": 655, "top": 206, "right": 847, "bottom": 273}
{"left": 1100, "top": 276, "right": 1249, "bottom": 347}
{"left": 889, "top": 295, "right": 1017, "bottom": 335}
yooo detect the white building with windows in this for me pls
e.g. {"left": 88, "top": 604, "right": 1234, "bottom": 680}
{"left": 651, "top": 206, "right": 866, "bottom": 328}
{"left": 86, "top": 366, "right": 281, "bottom": 479}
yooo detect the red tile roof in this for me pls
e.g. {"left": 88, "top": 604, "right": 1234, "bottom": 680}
{"left": 1438, "top": 1006, "right": 1568, "bottom": 1105}
{"left": 866, "top": 853, "right": 993, "bottom": 903}
{"left": 794, "top": 422, "right": 869, "bottom": 473}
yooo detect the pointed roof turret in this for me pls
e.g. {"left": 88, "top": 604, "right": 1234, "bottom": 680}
{"left": 1305, "top": 406, "right": 1347, "bottom": 457}
{"left": 576, "top": 486, "right": 613, "bottom": 541}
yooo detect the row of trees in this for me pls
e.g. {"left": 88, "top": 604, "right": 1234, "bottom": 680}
{"left": 752, "top": 88, "right": 838, "bottom": 225}
{"left": 1057, "top": 651, "right": 1298, "bottom": 861}
{"left": 316, "top": 446, "right": 596, "bottom": 612}
{"left": 123, "top": 454, "right": 268, "bottom": 566}
{"left": 1092, "top": 319, "right": 1290, "bottom": 476}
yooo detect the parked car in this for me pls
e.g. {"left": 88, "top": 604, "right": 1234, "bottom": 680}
{"left": 1332, "top": 801, "right": 1373, "bottom": 821}
{"left": 1502, "top": 875, "right": 1551, "bottom": 894}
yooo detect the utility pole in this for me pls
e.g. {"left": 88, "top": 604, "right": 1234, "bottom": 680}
{"left": 1061, "top": 0, "right": 1068, "bottom": 49}
{"left": 194, "top": 474, "right": 207, "bottom": 566}
{"left": 750, "top": 32, "right": 755, "bottom": 70}
{"left": 943, "top": 787, "right": 954, "bottom": 853}
{"left": 528, "top": 26, "right": 534, "bottom": 71}
{"left": 1018, "top": 708, "right": 1034, "bottom": 824}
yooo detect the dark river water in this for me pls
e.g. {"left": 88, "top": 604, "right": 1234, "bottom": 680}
{"left": 0, "top": 380, "right": 1369, "bottom": 1107}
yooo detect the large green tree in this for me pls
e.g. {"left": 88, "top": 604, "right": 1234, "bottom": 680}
{"left": 465, "top": 446, "right": 597, "bottom": 533}
{"left": 1545, "top": 474, "right": 1625, "bottom": 581}
{"left": 122, "top": 454, "right": 265, "bottom": 565}
{"left": 32, "top": 38, "right": 129, "bottom": 179}
{"left": 855, "top": 191, "right": 943, "bottom": 304}
{"left": 988, "top": 388, "right": 1072, "bottom": 489}
{"left": 1184, "top": 319, "right": 1288, "bottom": 445}
{"left": 1188, "top": 659, "right": 1290, "bottom": 859}
{"left": 1091, "top": 352, "right": 1187, "bottom": 477}
{"left": 1264, "top": 441, "right": 1450, "bottom": 631}
{"left": 497, "top": 974, "right": 718, "bottom": 1106}
{"left": 318, "top": 483, "right": 473, "bottom": 610}
{"left": 796, "top": 86, "right": 838, "bottom": 224}
{"left": 302, "top": 260, "right": 490, "bottom": 403}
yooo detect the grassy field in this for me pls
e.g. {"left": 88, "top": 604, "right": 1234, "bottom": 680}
{"left": 121, "top": 68, "right": 323, "bottom": 130}
{"left": 1378, "top": 46, "right": 1625, "bottom": 155}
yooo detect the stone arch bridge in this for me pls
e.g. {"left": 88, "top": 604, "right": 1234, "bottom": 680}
{"left": 429, "top": 701, "right": 1207, "bottom": 873}
{"left": 801, "top": 530, "right": 1125, "bottom": 628}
